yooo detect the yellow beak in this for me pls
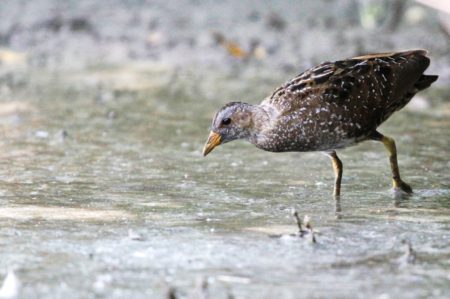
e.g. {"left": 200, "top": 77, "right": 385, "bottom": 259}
{"left": 202, "top": 131, "right": 222, "bottom": 156}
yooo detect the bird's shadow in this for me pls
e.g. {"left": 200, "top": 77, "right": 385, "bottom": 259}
{"left": 331, "top": 188, "right": 414, "bottom": 220}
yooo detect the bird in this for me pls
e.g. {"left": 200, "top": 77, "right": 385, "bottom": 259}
{"left": 202, "top": 50, "right": 438, "bottom": 196}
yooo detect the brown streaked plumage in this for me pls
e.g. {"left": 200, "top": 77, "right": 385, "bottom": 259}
{"left": 202, "top": 50, "right": 438, "bottom": 196}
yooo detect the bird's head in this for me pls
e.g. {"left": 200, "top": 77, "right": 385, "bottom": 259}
{"left": 202, "top": 102, "right": 254, "bottom": 156}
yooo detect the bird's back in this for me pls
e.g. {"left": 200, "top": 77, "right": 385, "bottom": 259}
{"left": 258, "top": 50, "right": 438, "bottom": 152}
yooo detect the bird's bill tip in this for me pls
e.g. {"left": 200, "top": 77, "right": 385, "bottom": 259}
{"left": 202, "top": 131, "right": 222, "bottom": 156}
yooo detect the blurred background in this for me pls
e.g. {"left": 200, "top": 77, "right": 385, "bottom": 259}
{"left": 0, "top": 0, "right": 449, "bottom": 78}
{"left": 0, "top": 1, "right": 449, "bottom": 299}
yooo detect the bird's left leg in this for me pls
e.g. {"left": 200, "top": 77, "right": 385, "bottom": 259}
{"left": 325, "top": 151, "right": 343, "bottom": 197}
{"left": 370, "top": 131, "right": 412, "bottom": 194}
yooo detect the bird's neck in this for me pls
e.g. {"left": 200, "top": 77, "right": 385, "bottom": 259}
{"left": 247, "top": 104, "right": 277, "bottom": 145}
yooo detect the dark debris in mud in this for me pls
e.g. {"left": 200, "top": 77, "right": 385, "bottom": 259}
{"left": 269, "top": 209, "right": 317, "bottom": 243}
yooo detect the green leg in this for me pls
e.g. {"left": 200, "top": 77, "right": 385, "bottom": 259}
{"left": 371, "top": 131, "right": 412, "bottom": 193}
{"left": 326, "top": 151, "right": 343, "bottom": 197}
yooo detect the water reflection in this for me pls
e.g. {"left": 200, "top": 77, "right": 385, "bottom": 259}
{"left": 334, "top": 198, "right": 342, "bottom": 219}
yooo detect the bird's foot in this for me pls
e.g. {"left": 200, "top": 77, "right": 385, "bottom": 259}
{"left": 333, "top": 189, "right": 341, "bottom": 198}
{"left": 392, "top": 179, "right": 413, "bottom": 195}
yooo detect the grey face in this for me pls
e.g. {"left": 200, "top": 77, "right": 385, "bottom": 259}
{"left": 211, "top": 102, "right": 253, "bottom": 143}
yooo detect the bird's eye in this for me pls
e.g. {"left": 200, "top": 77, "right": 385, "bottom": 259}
{"left": 221, "top": 118, "right": 231, "bottom": 125}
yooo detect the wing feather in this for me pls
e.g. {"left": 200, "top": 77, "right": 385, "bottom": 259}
{"left": 263, "top": 50, "right": 433, "bottom": 121}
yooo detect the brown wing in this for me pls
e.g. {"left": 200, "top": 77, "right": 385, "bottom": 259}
{"left": 264, "top": 50, "right": 436, "bottom": 126}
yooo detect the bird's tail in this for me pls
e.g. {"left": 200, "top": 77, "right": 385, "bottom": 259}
{"left": 414, "top": 74, "right": 438, "bottom": 91}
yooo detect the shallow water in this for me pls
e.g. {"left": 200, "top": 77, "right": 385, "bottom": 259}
{"left": 0, "top": 66, "right": 449, "bottom": 299}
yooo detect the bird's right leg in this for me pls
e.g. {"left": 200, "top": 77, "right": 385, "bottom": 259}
{"left": 325, "top": 151, "right": 343, "bottom": 197}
